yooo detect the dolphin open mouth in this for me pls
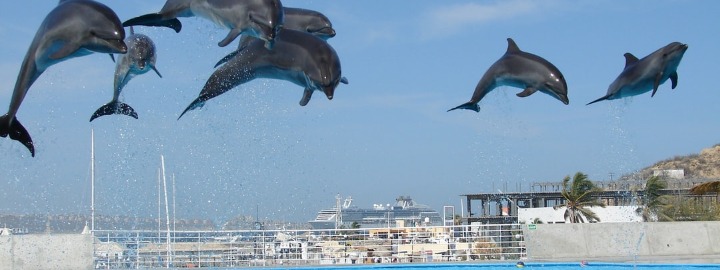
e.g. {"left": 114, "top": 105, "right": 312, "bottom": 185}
{"left": 668, "top": 42, "right": 689, "bottom": 54}
{"left": 92, "top": 39, "right": 127, "bottom": 54}
{"left": 678, "top": 43, "right": 689, "bottom": 52}
{"left": 309, "top": 27, "right": 336, "bottom": 38}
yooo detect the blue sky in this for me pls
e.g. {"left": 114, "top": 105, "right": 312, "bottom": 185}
{"left": 0, "top": 0, "right": 718, "bottom": 224}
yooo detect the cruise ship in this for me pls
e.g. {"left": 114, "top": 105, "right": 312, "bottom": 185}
{"left": 308, "top": 195, "right": 443, "bottom": 229}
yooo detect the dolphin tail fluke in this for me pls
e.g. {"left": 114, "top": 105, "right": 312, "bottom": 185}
{"left": 89, "top": 102, "right": 139, "bottom": 122}
{"left": 178, "top": 98, "right": 206, "bottom": 120}
{"left": 586, "top": 95, "right": 610, "bottom": 105}
{"left": 447, "top": 102, "right": 480, "bottom": 112}
{"left": 123, "top": 14, "right": 182, "bottom": 33}
{"left": 0, "top": 115, "right": 35, "bottom": 157}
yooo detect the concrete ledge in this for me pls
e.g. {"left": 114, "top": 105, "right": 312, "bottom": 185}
{"left": 0, "top": 234, "right": 93, "bottom": 270}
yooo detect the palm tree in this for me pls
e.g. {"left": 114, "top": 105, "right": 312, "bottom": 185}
{"left": 636, "top": 175, "right": 672, "bottom": 222}
{"left": 350, "top": 221, "right": 361, "bottom": 229}
{"left": 453, "top": 214, "right": 463, "bottom": 225}
{"left": 553, "top": 172, "right": 606, "bottom": 223}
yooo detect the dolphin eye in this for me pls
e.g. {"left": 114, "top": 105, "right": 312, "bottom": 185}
{"left": 549, "top": 73, "right": 561, "bottom": 82}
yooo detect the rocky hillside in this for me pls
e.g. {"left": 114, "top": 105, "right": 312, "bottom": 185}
{"left": 638, "top": 144, "right": 720, "bottom": 179}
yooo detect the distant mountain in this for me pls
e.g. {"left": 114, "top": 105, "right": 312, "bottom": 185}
{"left": 0, "top": 213, "right": 309, "bottom": 234}
{"left": 637, "top": 144, "right": 720, "bottom": 179}
{"left": 0, "top": 214, "right": 216, "bottom": 234}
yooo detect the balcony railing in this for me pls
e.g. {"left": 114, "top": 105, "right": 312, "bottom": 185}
{"left": 92, "top": 224, "right": 526, "bottom": 269}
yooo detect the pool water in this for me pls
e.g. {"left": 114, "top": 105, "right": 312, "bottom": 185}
{"left": 222, "top": 262, "right": 720, "bottom": 270}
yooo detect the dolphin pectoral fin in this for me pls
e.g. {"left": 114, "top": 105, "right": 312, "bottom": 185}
{"left": 49, "top": 44, "right": 80, "bottom": 60}
{"left": 122, "top": 14, "right": 158, "bottom": 26}
{"left": 586, "top": 95, "right": 610, "bottom": 105}
{"left": 90, "top": 102, "right": 138, "bottom": 122}
{"left": 214, "top": 50, "right": 239, "bottom": 68}
{"left": 218, "top": 29, "right": 242, "bottom": 47}
{"left": 178, "top": 98, "right": 206, "bottom": 120}
{"left": 299, "top": 89, "right": 313, "bottom": 106}
{"left": 447, "top": 102, "right": 480, "bottom": 112}
{"left": 110, "top": 54, "right": 115, "bottom": 63}
{"left": 651, "top": 73, "right": 663, "bottom": 97}
{"left": 670, "top": 72, "right": 678, "bottom": 89}
{"left": 516, "top": 87, "right": 537, "bottom": 98}
{"left": 123, "top": 14, "right": 182, "bottom": 33}
{"left": 341, "top": 77, "right": 349, "bottom": 84}
{"left": 151, "top": 65, "right": 163, "bottom": 78}
{"left": 0, "top": 115, "right": 35, "bottom": 157}
{"left": 163, "top": 18, "right": 182, "bottom": 33}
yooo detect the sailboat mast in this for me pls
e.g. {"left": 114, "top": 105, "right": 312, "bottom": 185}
{"left": 157, "top": 168, "right": 161, "bottom": 242}
{"left": 172, "top": 174, "right": 176, "bottom": 235}
{"left": 90, "top": 129, "right": 95, "bottom": 232}
{"left": 161, "top": 155, "right": 172, "bottom": 267}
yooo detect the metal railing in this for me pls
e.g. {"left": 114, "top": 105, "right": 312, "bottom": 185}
{"left": 92, "top": 224, "right": 525, "bottom": 269}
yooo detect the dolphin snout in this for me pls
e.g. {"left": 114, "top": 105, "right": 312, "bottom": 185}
{"left": 118, "top": 43, "right": 128, "bottom": 54}
{"left": 318, "top": 27, "right": 336, "bottom": 38}
{"left": 323, "top": 86, "right": 335, "bottom": 100}
{"left": 263, "top": 27, "right": 281, "bottom": 50}
{"left": 264, "top": 39, "right": 275, "bottom": 50}
{"left": 561, "top": 97, "right": 569, "bottom": 105}
{"left": 106, "top": 40, "right": 128, "bottom": 54}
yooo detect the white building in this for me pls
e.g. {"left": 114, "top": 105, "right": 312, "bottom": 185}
{"left": 518, "top": 206, "right": 643, "bottom": 224}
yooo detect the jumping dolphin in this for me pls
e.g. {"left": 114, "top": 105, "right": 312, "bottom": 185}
{"left": 587, "top": 42, "right": 689, "bottom": 105}
{"left": 90, "top": 27, "right": 162, "bottom": 122}
{"left": 0, "top": 0, "right": 127, "bottom": 157}
{"left": 122, "top": 0, "right": 284, "bottom": 49}
{"left": 178, "top": 29, "right": 347, "bottom": 120}
{"left": 448, "top": 38, "right": 569, "bottom": 112}
{"left": 214, "top": 7, "right": 336, "bottom": 68}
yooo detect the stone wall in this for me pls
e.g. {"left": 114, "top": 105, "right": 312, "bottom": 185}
{"left": 0, "top": 234, "right": 93, "bottom": 270}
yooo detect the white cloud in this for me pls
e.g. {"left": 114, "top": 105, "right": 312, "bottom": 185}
{"left": 423, "top": 0, "right": 562, "bottom": 39}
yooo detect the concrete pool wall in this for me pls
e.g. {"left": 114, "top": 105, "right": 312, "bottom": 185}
{"left": 523, "top": 221, "right": 720, "bottom": 262}
{"left": 0, "top": 234, "right": 93, "bottom": 270}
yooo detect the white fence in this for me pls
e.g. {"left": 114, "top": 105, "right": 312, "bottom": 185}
{"left": 92, "top": 224, "right": 525, "bottom": 268}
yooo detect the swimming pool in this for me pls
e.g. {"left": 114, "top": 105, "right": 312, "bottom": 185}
{"left": 225, "top": 262, "right": 720, "bottom": 270}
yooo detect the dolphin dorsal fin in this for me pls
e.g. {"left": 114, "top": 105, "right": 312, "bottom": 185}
{"left": 506, "top": 38, "right": 521, "bottom": 53}
{"left": 623, "top": 53, "right": 639, "bottom": 67}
